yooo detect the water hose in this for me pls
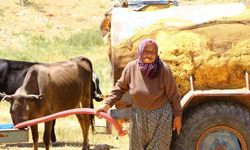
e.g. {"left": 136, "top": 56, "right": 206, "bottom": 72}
{"left": 14, "top": 108, "right": 126, "bottom": 136}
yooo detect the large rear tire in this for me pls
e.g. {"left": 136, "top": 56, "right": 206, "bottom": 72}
{"left": 171, "top": 101, "right": 250, "bottom": 150}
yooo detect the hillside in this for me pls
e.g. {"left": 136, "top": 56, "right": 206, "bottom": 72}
{"left": 0, "top": 0, "right": 112, "bottom": 48}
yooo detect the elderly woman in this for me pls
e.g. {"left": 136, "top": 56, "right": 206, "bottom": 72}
{"left": 96, "top": 38, "right": 182, "bottom": 150}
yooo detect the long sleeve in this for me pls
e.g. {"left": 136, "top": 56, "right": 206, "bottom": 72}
{"left": 164, "top": 64, "right": 182, "bottom": 117}
{"left": 104, "top": 64, "right": 130, "bottom": 107}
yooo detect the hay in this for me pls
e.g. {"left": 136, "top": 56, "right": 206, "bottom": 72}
{"left": 111, "top": 7, "right": 250, "bottom": 95}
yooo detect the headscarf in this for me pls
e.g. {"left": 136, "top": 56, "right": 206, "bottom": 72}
{"left": 138, "top": 38, "right": 162, "bottom": 79}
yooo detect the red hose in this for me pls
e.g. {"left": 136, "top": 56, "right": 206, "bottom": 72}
{"left": 14, "top": 108, "right": 126, "bottom": 136}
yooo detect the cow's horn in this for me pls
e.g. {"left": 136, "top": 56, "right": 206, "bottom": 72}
{"left": 1, "top": 95, "right": 11, "bottom": 101}
{"left": 29, "top": 95, "right": 40, "bottom": 99}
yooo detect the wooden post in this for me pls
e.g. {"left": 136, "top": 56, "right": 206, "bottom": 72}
{"left": 106, "top": 120, "right": 112, "bottom": 134}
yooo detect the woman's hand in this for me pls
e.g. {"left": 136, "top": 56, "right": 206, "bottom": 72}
{"left": 95, "top": 104, "right": 111, "bottom": 118}
{"left": 173, "top": 116, "right": 182, "bottom": 135}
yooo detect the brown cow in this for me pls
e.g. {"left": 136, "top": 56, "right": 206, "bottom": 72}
{"left": 3, "top": 58, "right": 93, "bottom": 150}
{"left": 0, "top": 57, "right": 103, "bottom": 143}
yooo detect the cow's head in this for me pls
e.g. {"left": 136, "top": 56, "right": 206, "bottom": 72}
{"left": 92, "top": 72, "right": 104, "bottom": 102}
{"left": 3, "top": 94, "right": 43, "bottom": 125}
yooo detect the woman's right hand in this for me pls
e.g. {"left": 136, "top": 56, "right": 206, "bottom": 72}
{"left": 95, "top": 104, "right": 111, "bottom": 118}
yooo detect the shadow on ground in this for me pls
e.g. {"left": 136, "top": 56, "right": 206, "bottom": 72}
{"left": 4, "top": 142, "right": 116, "bottom": 150}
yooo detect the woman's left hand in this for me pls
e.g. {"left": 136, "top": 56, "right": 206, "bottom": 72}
{"left": 173, "top": 116, "right": 182, "bottom": 135}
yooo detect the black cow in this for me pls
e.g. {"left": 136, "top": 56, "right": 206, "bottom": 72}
{"left": 0, "top": 59, "right": 39, "bottom": 94}
{"left": 4, "top": 58, "right": 93, "bottom": 150}
{"left": 0, "top": 57, "right": 103, "bottom": 143}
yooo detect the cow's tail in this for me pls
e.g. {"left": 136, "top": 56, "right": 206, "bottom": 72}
{"left": 81, "top": 57, "right": 95, "bottom": 133}
{"left": 84, "top": 57, "right": 95, "bottom": 133}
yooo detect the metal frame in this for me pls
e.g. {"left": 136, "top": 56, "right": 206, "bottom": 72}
{"left": 181, "top": 71, "right": 250, "bottom": 108}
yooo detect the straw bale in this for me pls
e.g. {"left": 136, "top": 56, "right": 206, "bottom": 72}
{"left": 111, "top": 10, "right": 250, "bottom": 95}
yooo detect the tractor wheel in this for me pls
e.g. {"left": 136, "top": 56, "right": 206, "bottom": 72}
{"left": 171, "top": 101, "right": 250, "bottom": 150}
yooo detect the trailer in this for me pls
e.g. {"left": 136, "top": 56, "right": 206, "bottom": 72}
{"left": 102, "top": 1, "right": 250, "bottom": 150}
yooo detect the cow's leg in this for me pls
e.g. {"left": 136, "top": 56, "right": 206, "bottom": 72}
{"left": 43, "top": 121, "right": 52, "bottom": 150}
{"left": 76, "top": 114, "right": 90, "bottom": 150}
{"left": 31, "top": 124, "right": 39, "bottom": 150}
{"left": 51, "top": 120, "right": 57, "bottom": 143}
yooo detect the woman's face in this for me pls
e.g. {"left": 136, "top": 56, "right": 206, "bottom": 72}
{"left": 141, "top": 42, "right": 157, "bottom": 64}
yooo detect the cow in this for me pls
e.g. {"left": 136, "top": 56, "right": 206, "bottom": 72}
{"left": 0, "top": 57, "right": 103, "bottom": 143}
{"left": 3, "top": 57, "right": 93, "bottom": 150}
